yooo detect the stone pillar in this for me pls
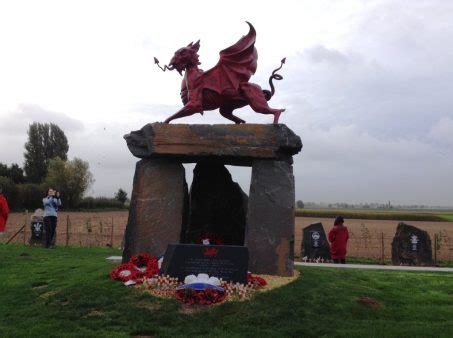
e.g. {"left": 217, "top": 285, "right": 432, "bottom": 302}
{"left": 122, "top": 158, "right": 187, "bottom": 262}
{"left": 246, "top": 160, "right": 295, "bottom": 276}
{"left": 186, "top": 163, "right": 248, "bottom": 245}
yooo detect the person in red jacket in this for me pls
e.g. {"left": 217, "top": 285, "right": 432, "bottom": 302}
{"left": 328, "top": 216, "right": 349, "bottom": 264}
{"left": 0, "top": 187, "right": 10, "bottom": 234}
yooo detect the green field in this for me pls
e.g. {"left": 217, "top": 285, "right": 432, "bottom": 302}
{"left": 296, "top": 208, "right": 453, "bottom": 222}
{"left": 1, "top": 245, "right": 452, "bottom": 337}
{"left": 441, "top": 213, "right": 453, "bottom": 221}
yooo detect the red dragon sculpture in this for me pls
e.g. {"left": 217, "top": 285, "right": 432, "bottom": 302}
{"left": 154, "top": 22, "right": 286, "bottom": 124}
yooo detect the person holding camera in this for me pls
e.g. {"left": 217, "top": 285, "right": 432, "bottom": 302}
{"left": 43, "top": 188, "right": 61, "bottom": 248}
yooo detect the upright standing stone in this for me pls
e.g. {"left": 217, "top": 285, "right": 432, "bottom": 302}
{"left": 122, "top": 158, "right": 188, "bottom": 262}
{"left": 391, "top": 222, "right": 433, "bottom": 266}
{"left": 185, "top": 163, "right": 248, "bottom": 245}
{"left": 301, "top": 223, "right": 330, "bottom": 260}
{"left": 246, "top": 160, "right": 295, "bottom": 276}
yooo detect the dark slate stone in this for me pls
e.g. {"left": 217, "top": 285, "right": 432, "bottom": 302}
{"left": 391, "top": 222, "right": 433, "bottom": 266}
{"left": 301, "top": 223, "right": 330, "bottom": 260}
{"left": 29, "top": 215, "right": 46, "bottom": 246}
{"left": 183, "top": 163, "right": 247, "bottom": 246}
{"left": 160, "top": 243, "right": 249, "bottom": 283}
{"left": 245, "top": 160, "right": 295, "bottom": 276}
{"left": 122, "top": 158, "right": 188, "bottom": 262}
{"left": 124, "top": 123, "right": 302, "bottom": 166}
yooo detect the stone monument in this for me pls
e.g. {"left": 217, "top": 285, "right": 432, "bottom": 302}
{"left": 391, "top": 222, "right": 433, "bottom": 266}
{"left": 122, "top": 22, "right": 302, "bottom": 277}
{"left": 123, "top": 123, "right": 302, "bottom": 276}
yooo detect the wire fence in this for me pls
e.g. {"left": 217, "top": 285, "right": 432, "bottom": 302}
{"left": 2, "top": 212, "right": 127, "bottom": 249}
{"left": 3, "top": 213, "right": 453, "bottom": 263}
{"left": 340, "top": 231, "right": 451, "bottom": 262}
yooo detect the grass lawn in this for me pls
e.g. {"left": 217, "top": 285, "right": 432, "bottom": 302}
{"left": 0, "top": 245, "right": 452, "bottom": 337}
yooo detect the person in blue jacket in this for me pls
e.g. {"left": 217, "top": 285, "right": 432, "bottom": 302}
{"left": 43, "top": 188, "right": 61, "bottom": 248}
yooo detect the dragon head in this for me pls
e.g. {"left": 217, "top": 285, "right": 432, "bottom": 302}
{"left": 168, "top": 41, "right": 201, "bottom": 75}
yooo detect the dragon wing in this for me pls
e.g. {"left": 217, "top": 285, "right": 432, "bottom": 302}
{"left": 203, "top": 22, "right": 258, "bottom": 94}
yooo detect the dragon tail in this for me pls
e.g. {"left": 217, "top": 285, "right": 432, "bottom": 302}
{"left": 263, "top": 58, "right": 286, "bottom": 101}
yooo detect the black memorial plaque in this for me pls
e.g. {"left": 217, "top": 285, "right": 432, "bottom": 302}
{"left": 301, "top": 223, "right": 330, "bottom": 260}
{"left": 160, "top": 244, "right": 249, "bottom": 283}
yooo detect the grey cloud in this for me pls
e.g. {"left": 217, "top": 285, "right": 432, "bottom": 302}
{"left": 0, "top": 104, "right": 84, "bottom": 135}
{"left": 428, "top": 117, "right": 453, "bottom": 147}
{"left": 264, "top": 2, "right": 453, "bottom": 205}
{"left": 290, "top": 124, "right": 453, "bottom": 205}
{"left": 304, "top": 45, "right": 351, "bottom": 65}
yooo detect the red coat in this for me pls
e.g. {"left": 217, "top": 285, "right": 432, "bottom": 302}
{"left": 0, "top": 194, "right": 9, "bottom": 232}
{"left": 328, "top": 225, "right": 349, "bottom": 259}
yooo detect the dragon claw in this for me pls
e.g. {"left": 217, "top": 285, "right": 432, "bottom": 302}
{"left": 273, "top": 109, "right": 285, "bottom": 124}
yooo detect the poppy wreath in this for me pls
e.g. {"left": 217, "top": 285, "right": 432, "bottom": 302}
{"left": 175, "top": 288, "right": 226, "bottom": 305}
{"left": 196, "top": 233, "right": 224, "bottom": 245}
{"left": 110, "top": 262, "right": 139, "bottom": 282}
{"left": 110, "top": 253, "right": 159, "bottom": 283}
{"left": 130, "top": 253, "right": 159, "bottom": 277}
{"left": 247, "top": 273, "right": 267, "bottom": 288}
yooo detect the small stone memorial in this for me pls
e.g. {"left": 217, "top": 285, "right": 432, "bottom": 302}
{"left": 391, "top": 222, "right": 433, "bottom": 266}
{"left": 301, "top": 223, "right": 330, "bottom": 260}
{"left": 160, "top": 243, "right": 249, "bottom": 284}
{"left": 29, "top": 209, "right": 46, "bottom": 246}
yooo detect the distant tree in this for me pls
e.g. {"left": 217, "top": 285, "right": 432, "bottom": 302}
{"left": 24, "top": 122, "right": 69, "bottom": 183}
{"left": 8, "top": 164, "right": 25, "bottom": 184}
{"left": 17, "top": 183, "right": 45, "bottom": 210}
{"left": 45, "top": 157, "right": 94, "bottom": 208}
{"left": 0, "top": 163, "right": 26, "bottom": 184}
{"left": 114, "top": 188, "right": 128, "bottom": 204}
{"left": 296, "top": 200, "right": 304, "bottom": 209}
{"left": 0, "top": 163, "right": 8, "bottom": 177}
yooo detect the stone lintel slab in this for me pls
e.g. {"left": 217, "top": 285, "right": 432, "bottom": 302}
{"left": 124, "top": 123, "right": 302, "bottom": 166}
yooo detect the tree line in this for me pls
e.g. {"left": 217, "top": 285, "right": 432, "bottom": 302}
{"left": 0, "top": 122, "right": 127, "bottom": 211}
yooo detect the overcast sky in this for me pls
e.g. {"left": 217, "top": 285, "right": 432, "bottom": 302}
{"left": 1, "top": 0, "right": 452, "bottom": 205}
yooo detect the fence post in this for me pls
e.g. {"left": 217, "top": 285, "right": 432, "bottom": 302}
{"left": 380, "top": 232, "right": 385, "bottom": 265}
{"left": 434, "top": 234, "right": 438, "bottom": 266}
{"left": 23, "top": 211, "right": 28, "bottom": 244}
{"left": 110, "top": 217, "right": 114, "bottom": 248}
{"left": 66, "top": 215, "right": 70, "bottom": 246}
